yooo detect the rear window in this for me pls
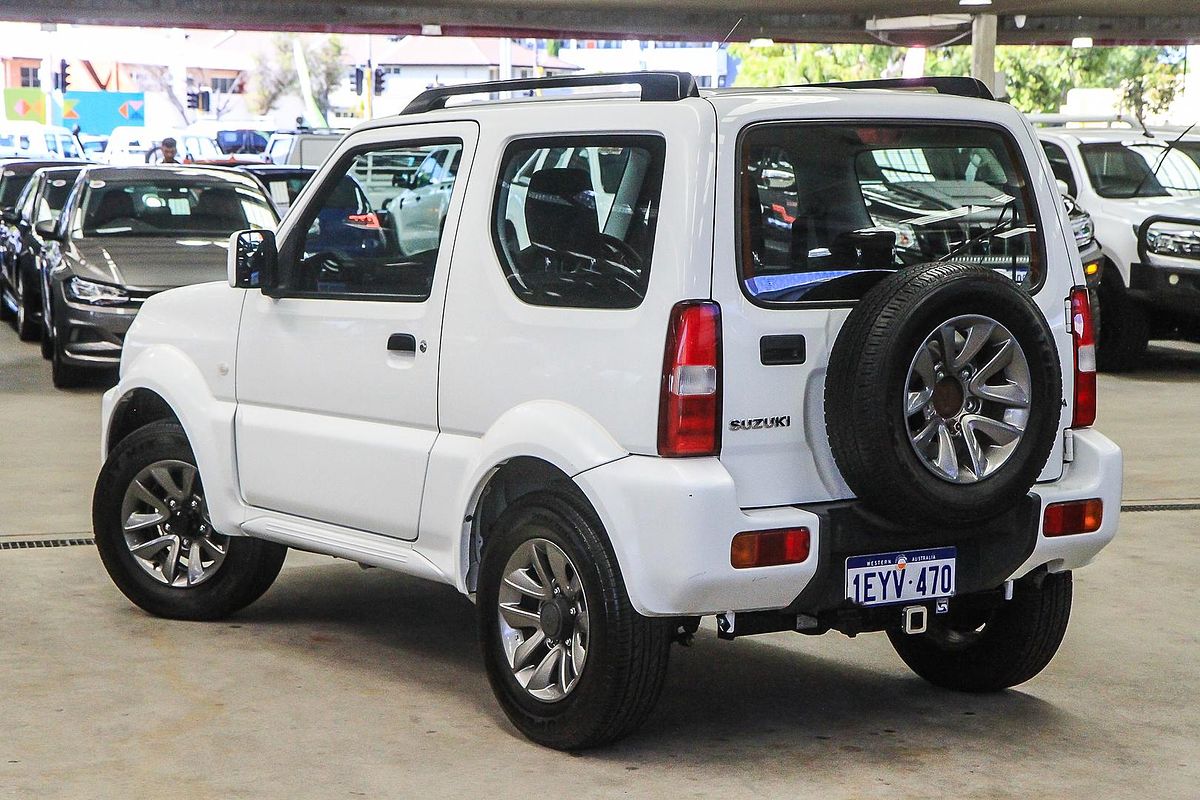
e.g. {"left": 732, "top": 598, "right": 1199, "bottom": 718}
{"left": 738, "top": 123, "right": 1044, "bottom": 304}
{"left": 493, "top": 135, "right": 666, "bottom": 309}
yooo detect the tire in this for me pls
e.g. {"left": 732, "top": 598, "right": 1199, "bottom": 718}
{"left": 15, "top": 266, "right": 41, "bottom": 342}
{"left": 40, "top": 282, "right": 54, "bottom": 360}
{"left": 477, "top": 489, "right": 672, "bottom": 750}
{"left": 887, "top": 570, "right": 1072, "bottom": 692}
{"left": 1095, "top": 270, "right": 1148, "bottom": 373}
{"left": 93, "top": 421, "right": 287, "bottom": 621}
{"left": 40, "top": 324, "right": 52, "bottom": 360}
{"left": 50, "top": 333, "right": 89, "bottom": 389}
{"left": 825, "top": 263, "right": 1062, "bottom": 527}
{"left": 0, "top": 285, "right": 13, "bottom": 323}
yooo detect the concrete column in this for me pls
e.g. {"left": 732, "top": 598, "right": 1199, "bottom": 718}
{"left": 971, "top": 13, "right": 997, "bottom": 94}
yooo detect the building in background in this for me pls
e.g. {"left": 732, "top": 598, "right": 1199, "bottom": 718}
{"left": 334, "top": 36, "right": 581, "bottom": 118}
{"left": 557, "top": 39, "right": 736, "bottom": 88}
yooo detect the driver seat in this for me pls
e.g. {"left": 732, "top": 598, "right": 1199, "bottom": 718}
{"left": 88, "top": 190, "right": 136, "bottom": 229}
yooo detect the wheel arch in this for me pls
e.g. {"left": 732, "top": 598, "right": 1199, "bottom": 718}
{"left": 103, "top": 344, "right": 244, "bottom": 536}
{"left": 427, "top": 401, "right": 628, "bottom": 595}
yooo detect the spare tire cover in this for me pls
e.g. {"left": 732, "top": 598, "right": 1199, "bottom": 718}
{"left": 825, "top": 262, "right": 1062, "bottom": 527}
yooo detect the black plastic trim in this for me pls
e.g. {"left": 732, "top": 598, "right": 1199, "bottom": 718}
{"left": 759, "top": 333, "right": 806, "bottom": 365}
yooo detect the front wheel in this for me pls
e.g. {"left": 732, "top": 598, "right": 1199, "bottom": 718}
{"left": 93, "top": 421, "right": 287, "bottom": 620}
{"left": 50, "top": 333, "right": 89, "bottom": 389}
{"left": 477, "top": 489, "right": 672, "bottom": 750}
{"left": 15, "top": 268, "right": 41, "bottom": 341}
{"left": 887, "top": 570, "right": 1072, "bottom": 692}
{"left": 1096, "top": 272, "right": 1148, "bottom": 372}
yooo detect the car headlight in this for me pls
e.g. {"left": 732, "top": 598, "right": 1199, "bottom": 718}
{"left": 1071, "top": 215, "right": 1095, "bottom": 248}
{"left": 1145, "top": 223, "right": 1200, "bottom": 259}
{"left": 65, "top": 276, "right": 129, "bottom": 306}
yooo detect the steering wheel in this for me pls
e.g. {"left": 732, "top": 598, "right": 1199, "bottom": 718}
{"left": 598, "top": 234, "right": 642, "bottom": 268}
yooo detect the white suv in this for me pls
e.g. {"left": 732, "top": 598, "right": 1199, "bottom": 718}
{"left": 1038, "top": 127, "right": 1200, "bottom": 370}
{"left": 93, "top": 73, "right": 1122, "bottom": 750}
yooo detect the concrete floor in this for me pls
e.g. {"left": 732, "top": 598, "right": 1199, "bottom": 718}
{"left": 1, "top": 331, "right": 1197, "bottom": 799}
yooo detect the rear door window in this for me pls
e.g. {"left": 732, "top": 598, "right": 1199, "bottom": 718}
{"left": 493, "top": 136, "right": 666, "bottom": 309}
{"left": 739, "top": 123, "right": 1044, "bottom": 304}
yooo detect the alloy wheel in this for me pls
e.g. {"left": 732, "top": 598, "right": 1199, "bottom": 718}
{"left": 904, "top": 314, "right": 1033, "bottom": 483}
{"left": 119, "top": 459, "right": 229, "bottom": 587}
{"left": 496, "top": 537, "right": 589, "bottom": 703}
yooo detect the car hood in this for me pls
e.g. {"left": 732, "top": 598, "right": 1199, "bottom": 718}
{"left": 1105, "top": 195, "right": 1200, "bottom": 224}
{"left": 64, "top": 236, "right": 229, "bottom": 291}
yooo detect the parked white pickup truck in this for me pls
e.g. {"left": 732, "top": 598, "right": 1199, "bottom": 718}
{"left": 1039, "top": 127, "right": 1200, "bottom": 370}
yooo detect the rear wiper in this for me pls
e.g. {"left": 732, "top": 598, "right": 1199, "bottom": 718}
{"left": 1127, "top": 121, "right": 1197, "bottom": 198}
{"left": 938, "top": 200, "right": 1015, "bottom": 262}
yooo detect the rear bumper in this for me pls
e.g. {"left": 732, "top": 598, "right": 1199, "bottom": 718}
{"left": 577, "top": 427, "right": 1122, "bottom": 618}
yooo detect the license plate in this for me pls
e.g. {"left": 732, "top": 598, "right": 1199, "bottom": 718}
{"left": 845, "top": 547, "right": 956, "bottom": 607}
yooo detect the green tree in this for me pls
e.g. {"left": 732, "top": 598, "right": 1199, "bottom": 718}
{"left": 249, "top": 34, "right": 347, "bottom": 118}
{"left": 729, "top": 43, "right": 902, "bottom": 86}
{"left": 732, "top": 42, "right": 1183, "bottom": 119}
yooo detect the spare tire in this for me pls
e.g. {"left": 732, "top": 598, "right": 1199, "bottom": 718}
{"left": 825, "top": 263, "right": 1061, "bottom": 527}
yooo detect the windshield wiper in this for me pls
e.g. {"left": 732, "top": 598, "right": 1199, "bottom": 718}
{"left": 1127, "top": 121, "right": 1197, "bottom": 199}
{"left": 938, "top": 200, "right": 1016, "bottom": 262}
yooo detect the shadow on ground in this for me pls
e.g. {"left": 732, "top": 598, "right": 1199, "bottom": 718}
{"left": 225, "top": 558, "right": 1075, "bottom": 769}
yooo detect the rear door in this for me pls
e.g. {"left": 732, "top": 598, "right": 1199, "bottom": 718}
{"left": 711, "top": 107, "right": 1072, "bottom": 509}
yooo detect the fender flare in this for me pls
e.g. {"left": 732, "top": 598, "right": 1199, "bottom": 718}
{"left": 415, "top": 400, "right": 628, "bottom": 593}
{"left": 104, "top": 344, "right": 245, "bottom": 535}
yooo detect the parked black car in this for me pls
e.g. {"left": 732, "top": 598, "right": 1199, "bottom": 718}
{"left": 37, "top": 165, "right": 278, "bottom": 387}
{"left": 1, "top": 165, "right": 86, "bottom": 340}
{"left": 0, "top": 158, "right": 87, "bottom": 325}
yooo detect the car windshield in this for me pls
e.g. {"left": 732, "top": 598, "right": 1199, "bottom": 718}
{"left": 73, "top": 176, "right": 276, "bottom": 238}
{"left": 739, "top": 123, "right": 1042, "bottom": 303}
{"left": 42, "top": 170, "right": 82, "bottom": 215}
{"left": 1079, "top": 140, "right": 1200, "bottom": 198}
{"left": 0, "top": 168, "right": 35, "bottom": 208}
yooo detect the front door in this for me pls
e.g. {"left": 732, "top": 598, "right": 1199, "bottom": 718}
{"left": 234, "top": 122, "right": 477, "bottom": 540}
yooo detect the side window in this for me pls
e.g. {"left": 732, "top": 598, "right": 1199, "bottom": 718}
{"left": 286, "top": 140, "right": 462, "bottom": 300}
{"left": 493, "top": 136, "right": 666, "bottom": 309}
{"left": 1041, "top": 142, "right": 1077, "bottom": 196}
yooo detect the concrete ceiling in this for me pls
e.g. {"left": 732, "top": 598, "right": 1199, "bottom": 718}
{"left": 4, "top": 1, "right": 1200, "bottom": 45}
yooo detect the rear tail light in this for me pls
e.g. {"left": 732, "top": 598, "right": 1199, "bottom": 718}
{"left": 658, "top": 301, "right": 721, "bottom": 456}
{"left": 1043, "top": 498, "right": 1103, "bottom": 536}
{"left": 731, "top": 527, "right": 811, "bottom": 568}
{"left": 1070, "top": 287, "right": 1096, "bottom": 428}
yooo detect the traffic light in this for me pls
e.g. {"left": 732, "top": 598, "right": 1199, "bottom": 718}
{"left": 373, "top": 67, "right": 386, "bottom": 96}
{"left": 186, "top": 91, "right": 199, "bottom": 109}
{"left": 351, "top": 67, "right": 364, "bottom": 96}
{"left": 54, "top": 58, "right": 70, "bottom": 92}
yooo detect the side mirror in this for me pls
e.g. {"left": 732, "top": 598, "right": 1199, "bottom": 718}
{"left": 0, "top": 207, "right": 16, "bottom": 225}
{"left": 1055, "top": 179, "right": 1070, "bottom": 197}
{"left": 34, "top": 219, "right": 60, "bottom": 240}
{"left": 228, "top": 229, "right": 278, "bottom": 290}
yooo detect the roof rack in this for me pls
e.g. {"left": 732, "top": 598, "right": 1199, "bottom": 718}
{"left": 401, "top": 71, "right": 700, "bottom": 115}
{"left": 803, "top": 77, "right": 994, "bottom": 100}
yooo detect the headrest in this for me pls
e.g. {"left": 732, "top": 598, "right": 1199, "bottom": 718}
{"left": 89, "top": 190, "right": 135, "bottom": 228}
{"left": 524, "top": 167, "right": 598, "bottom": 252}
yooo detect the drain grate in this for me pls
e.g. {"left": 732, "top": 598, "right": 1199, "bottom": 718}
{"left": 1120, "top": 503, "right": 1200, "bottom": 513}
{"left": 0, "top": 538, "right": 95, "bottom": 550}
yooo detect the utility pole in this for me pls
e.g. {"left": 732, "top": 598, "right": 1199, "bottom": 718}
{"left": 364, "top": 34, "right": 374, "bottom": 121}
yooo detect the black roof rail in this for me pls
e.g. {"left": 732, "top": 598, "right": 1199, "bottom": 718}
{"left": 401, "top": 71, "right": 700, "bottom": 115}
{"left": 802, "top": 76, "right": 994, "bottom": 100}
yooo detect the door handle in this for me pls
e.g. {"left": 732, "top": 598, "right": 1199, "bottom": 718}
{"left": 387, "top": 333, "right": 417, "bottom": 353}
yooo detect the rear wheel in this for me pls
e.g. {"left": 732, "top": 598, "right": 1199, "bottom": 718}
{"left": 93, "top": 421, "right": 287, "bottom": 620}
{"left": 887, "top": 571, "right": 1072, "bottom": 692}
{"left": 1096, "top": 271, "right": 1148, "bottom": 373}
{"left": 477, "top": 489, "right": 672, "bottom": 750}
